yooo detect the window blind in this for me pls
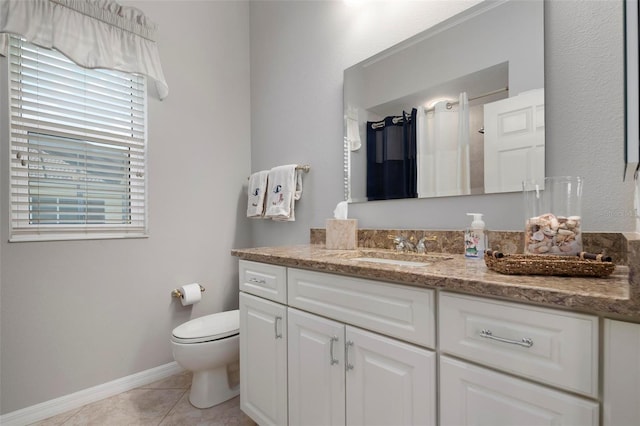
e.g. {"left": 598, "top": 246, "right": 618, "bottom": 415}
{"left": 8, "top": 36, "right": 148, "bottom": 241}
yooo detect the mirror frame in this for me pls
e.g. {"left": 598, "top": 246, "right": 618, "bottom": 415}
{"left": 626, "top": 0, "right": 639, "bottom": 176}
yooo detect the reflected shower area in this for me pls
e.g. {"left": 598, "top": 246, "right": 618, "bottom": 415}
{"left": 344, "top": 0, "right": 545, "bottom": 203}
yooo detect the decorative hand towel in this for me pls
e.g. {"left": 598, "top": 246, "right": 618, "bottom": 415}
{"left": 246, "top": 170, "right": 269, "bottom": 218}
{"left": 265, "top": 165, "right": 303, "bottom": 221}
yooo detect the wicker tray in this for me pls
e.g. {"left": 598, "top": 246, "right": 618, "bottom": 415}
{"left": 484, "top": 251, "right": 616, "bottom": 278}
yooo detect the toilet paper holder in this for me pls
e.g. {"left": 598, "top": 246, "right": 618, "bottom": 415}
{"left": 171, "top": 285, "right": 206, "bottom": 299}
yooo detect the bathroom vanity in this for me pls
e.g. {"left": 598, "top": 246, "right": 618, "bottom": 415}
{"left": 233, "top": 233, "right": 640, "bottom": 426}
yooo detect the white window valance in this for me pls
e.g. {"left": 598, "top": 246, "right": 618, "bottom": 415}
{"left": 0, "top": 0, "right": 168, "bottom": 99}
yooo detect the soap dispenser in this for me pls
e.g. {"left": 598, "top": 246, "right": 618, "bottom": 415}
{"left": 464, "top": 213, "right": 486, "bottom": 259}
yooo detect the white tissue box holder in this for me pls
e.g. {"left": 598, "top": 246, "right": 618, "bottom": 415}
{"left": 325, "top": 219, "right": 358, "bottom": 250}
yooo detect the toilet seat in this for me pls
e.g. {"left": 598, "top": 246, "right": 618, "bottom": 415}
{"left": 171, "top": 310, "right": 239, "bottom": 344}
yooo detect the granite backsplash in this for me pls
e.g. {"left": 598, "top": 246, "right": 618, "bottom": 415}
{"left": 310, "top": 228, "right": 629, "bottom": 265}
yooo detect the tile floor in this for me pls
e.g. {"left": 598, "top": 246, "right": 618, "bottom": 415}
{"left": 29, "top": 372, "right": 256, "bottom": 426}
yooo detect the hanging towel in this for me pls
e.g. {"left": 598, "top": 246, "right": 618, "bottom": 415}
{"left": 246, "top": 170, "right": 269, "bottom": 218}
{"left": 457, "top": 91, "right": 471, "bottom": 195}
{"left": 345, "top": 106, "right": 362, "bottom": 151}
{"left": 432, "top": 100, "right": 459, "bottom": 197}
{"left": 265, "top": 165, "right": 302, "bottom": 221}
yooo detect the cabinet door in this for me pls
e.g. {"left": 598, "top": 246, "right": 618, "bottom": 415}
{"left": 603, "top": 319, "right": 640, "bottom": 426}
{"left": 239, "top": 292, "right": 287, "bottom": 426}
{"left": 345, "top": 326, "right": 436, "bottom": 426}
{"left": 440, "top": 356, "right": 599, "bottom": 426}
{"left": 288, "top": 308, "right": 345, "bottom": 426}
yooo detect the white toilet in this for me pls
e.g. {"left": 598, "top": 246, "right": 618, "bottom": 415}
{"left": 171, "top": 310, "right": 240, "bottom": 408}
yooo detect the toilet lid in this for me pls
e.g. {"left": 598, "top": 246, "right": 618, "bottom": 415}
{"left": 171, "top": 310, "right": 239, "bottom": 344}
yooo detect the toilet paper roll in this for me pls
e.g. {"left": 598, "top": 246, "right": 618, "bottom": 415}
{"left": 180, "top": 283, "right": 202, "bottom": 306}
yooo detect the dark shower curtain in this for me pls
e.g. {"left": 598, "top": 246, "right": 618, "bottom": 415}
{"left": 366, "top": 108, "right": 417, "bottom": 200}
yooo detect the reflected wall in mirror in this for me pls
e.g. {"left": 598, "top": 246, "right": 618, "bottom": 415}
{"left": 344, "top": 0, "right": 545, "bottom": 202}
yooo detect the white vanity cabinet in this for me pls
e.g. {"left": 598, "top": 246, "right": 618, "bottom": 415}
{"left": 238, "top": 258, "right": 614, "bottom": 426}
{"left": 439, "top": 292, "right": 600, "bottom": 426}
{"left": 239, "top": 260, "right": 437, "bottom": 426}
{"left": 238, "top": 260, "right": 288, "bottom": 426}
{"left": 603, "top": 319, "right": 640, "bottom": 426}
{"left": 287, "top": 307, "right": 436, "bottom": 426}
{"left": 286, "top": 268, "right": 437, "bottom": 426}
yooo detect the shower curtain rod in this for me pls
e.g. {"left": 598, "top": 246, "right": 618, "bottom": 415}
{"left": 424, "top": 86, "right": 509, "bottom": 113}
{"left": 370, "top": 115, "right": 407, "bottom": 129}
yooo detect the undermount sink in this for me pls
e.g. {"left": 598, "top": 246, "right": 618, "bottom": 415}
{"left": 351, "top": 257, "right": 432, "bottom": 267}
{"left": 348, "top": 250, "right": 453, "bottom": 268}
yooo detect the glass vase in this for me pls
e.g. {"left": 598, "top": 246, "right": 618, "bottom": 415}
{"left": 523, "top": 176, "right": 583, "bottom": 256}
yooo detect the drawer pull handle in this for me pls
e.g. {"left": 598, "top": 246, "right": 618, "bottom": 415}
{"left": 480, "top": 329, "right": 533, "bottom": 348}
{"left": 274, "top": 316, "right": 283, "bottom": 339}
{"left": 345, "top": 340, "right": 354, "bottom": 371}
{"left": 330, "top": 336, "right": 339, "bottom": 365}
{"left": 248, "top": 277, "right": 267, "bottom": 285}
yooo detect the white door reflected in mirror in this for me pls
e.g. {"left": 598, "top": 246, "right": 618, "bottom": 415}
{"left": 483, "top": 89, "right": 545, "bottom": 194}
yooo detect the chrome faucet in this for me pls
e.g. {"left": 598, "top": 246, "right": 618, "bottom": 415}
{"left": 393, "top": 236, "right": 415, "bottom": 252}
{"left": 416, "top": 237, "right": 427, "bottom": 254}
{"left": 417, "top": 236, "right": 437, "bottom": 253}
{"left": 393, "top": 235, "right": 437, "bottom": 253}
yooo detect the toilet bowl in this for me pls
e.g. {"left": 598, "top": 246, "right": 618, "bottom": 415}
{"left": 171, "top": 309, "right": 240, "bottom": 409}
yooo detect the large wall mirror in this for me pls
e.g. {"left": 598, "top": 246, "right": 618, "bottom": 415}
{"left": 626, "top": 0, "right": 640, "bottom": 175}
{"left": 344, "top": 0, "right": 545, "bottom": 202}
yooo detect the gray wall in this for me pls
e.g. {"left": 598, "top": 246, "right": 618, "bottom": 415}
{"left": 1, "top": 0, "right": 636, "bottom": 415}
{"left": 250, "top": 0, "right": 635, "bottom": 249}
{"left": 0, "top": 1, "right": 251, "bottom": 414}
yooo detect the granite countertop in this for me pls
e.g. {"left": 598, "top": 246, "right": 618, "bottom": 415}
{"left": 232, "top": 237, "right": 640, "bottom": 321}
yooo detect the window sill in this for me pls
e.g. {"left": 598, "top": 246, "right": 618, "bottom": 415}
{"left": 9, "top": 233, "right": 149, "bottom": 243}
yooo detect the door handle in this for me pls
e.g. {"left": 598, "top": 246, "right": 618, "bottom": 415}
{"left": 330, "top": 336, "right": 339, "bottom": 365}
{"left": 274, "top": 316, "right": 283, "bottom": 339}
{"left": 345, "top": 340, "right": 354, "bottom": 371}
{"left": 479, "top": 328, "right": 533, "bottom": 348}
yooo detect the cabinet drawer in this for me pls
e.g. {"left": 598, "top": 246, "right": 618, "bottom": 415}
{"left": 439, "top": 292, "right": 598, "bottom": 397}
{"left": 440, "top": 356, "right": 599, "bottom": 426}
{"left": 287, "top": 268, "right": 435, "bottom": 348}
{"left": 239, "top": 260, "right": 287, "bottom": 303}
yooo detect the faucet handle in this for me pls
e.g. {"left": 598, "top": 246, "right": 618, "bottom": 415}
{"left": 392, "top": 235, "right": 419, "bottom": 252}
{"left": 404, "top": 238, "right": 416, "bottom": 252}
{"left": 393, "top": 235, "right": 408, "bottom": 251}
{"left": 416, "top": 236, "right": 437, "bottom": 254}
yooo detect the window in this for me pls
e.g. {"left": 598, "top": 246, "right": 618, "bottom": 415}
{"left": 8, "top": 36, "right": 148, "bottom": 241}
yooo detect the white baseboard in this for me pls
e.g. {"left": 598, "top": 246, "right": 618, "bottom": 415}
{"left": 0, "top": 361, "right": 184, "bottom": 426}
